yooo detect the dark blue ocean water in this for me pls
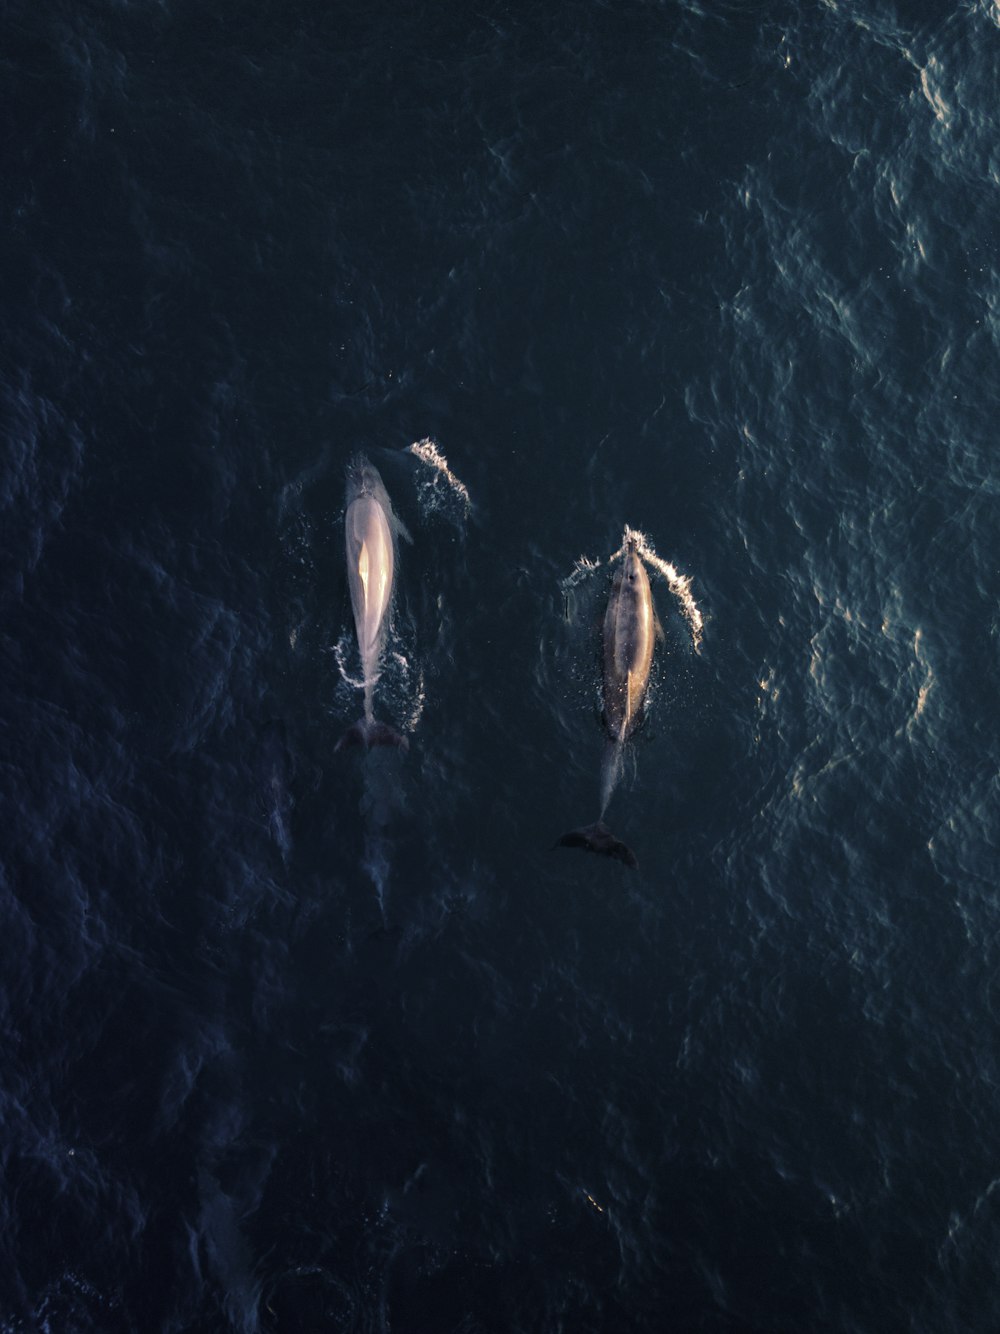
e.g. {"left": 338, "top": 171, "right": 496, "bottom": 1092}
{"left": 4, "top": 1, "right": 1000, "bottom": 1329}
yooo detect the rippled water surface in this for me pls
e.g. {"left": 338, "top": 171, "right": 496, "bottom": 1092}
{"left": 4, "top": 1, "right": 1000, "bottom": 1330}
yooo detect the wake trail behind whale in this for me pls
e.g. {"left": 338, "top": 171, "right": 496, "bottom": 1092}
{"left": 361, "top": 759, "right": 394, "bottom": 923}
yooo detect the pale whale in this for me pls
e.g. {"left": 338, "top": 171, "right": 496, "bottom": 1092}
{"left": 558, "top": 533, "right": 657, "bottom": 868}
{"left": 336, "top": 454, "right": 411, "bottom": 751}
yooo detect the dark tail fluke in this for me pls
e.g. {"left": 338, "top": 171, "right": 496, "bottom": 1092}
{"left": 556, "top": 821, "right": 638, "bottom": 869}
{"left": 335, "top": 719, "right": 410, "bottom": 753}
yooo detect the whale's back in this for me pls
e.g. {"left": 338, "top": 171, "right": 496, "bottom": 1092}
{"left": 602, "top": 552, "right": 654, "bottom": 742}
{"left": 346, "top": 493, "right": 394, "bottom": 661}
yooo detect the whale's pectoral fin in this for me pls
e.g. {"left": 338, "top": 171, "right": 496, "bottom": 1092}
{"left": 556, "top": 822, "right": 638, "bottom": 870}
{"left": 393, "top": 514, "right": 413, "bottom": 545}
{"left": 336, "top": 719, "right": 410, "bottom": 753}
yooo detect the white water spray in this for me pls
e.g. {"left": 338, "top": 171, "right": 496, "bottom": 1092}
{"left": 333, "top": 629, "right": 368, "bottom": 691}
{"left": 408, "top": 439, "right": 472, "bottom": 518}
{"left": 560, "top": 554, "right": 602, "bottom": 593}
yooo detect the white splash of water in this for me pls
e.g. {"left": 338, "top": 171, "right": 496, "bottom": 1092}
{"left": 559, "top": 554, "right": 601, "bottom": 594}
{"left": 333, "top": 629, "right": 367, "bottom": 690}
{"left": 408, "top": 438, "right": 472, "bottom": 518}
{"left": 560, "top": 555, "right": 602, "bottom": 623}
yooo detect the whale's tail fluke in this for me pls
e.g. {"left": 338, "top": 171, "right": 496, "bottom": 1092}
{"left": 335, "top": 718, "right": 409, "bottom": 753}
{"left": 556, "top": 821, "right": 638, "bottom": 870}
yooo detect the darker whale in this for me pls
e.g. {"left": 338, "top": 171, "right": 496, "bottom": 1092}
{"left": 558, "top": 533, "right": 657, "bottom": 869}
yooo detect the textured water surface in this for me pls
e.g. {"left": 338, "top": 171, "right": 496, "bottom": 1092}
{"left": 4, "top": 1, "right": 1000, "bottom": 1330}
